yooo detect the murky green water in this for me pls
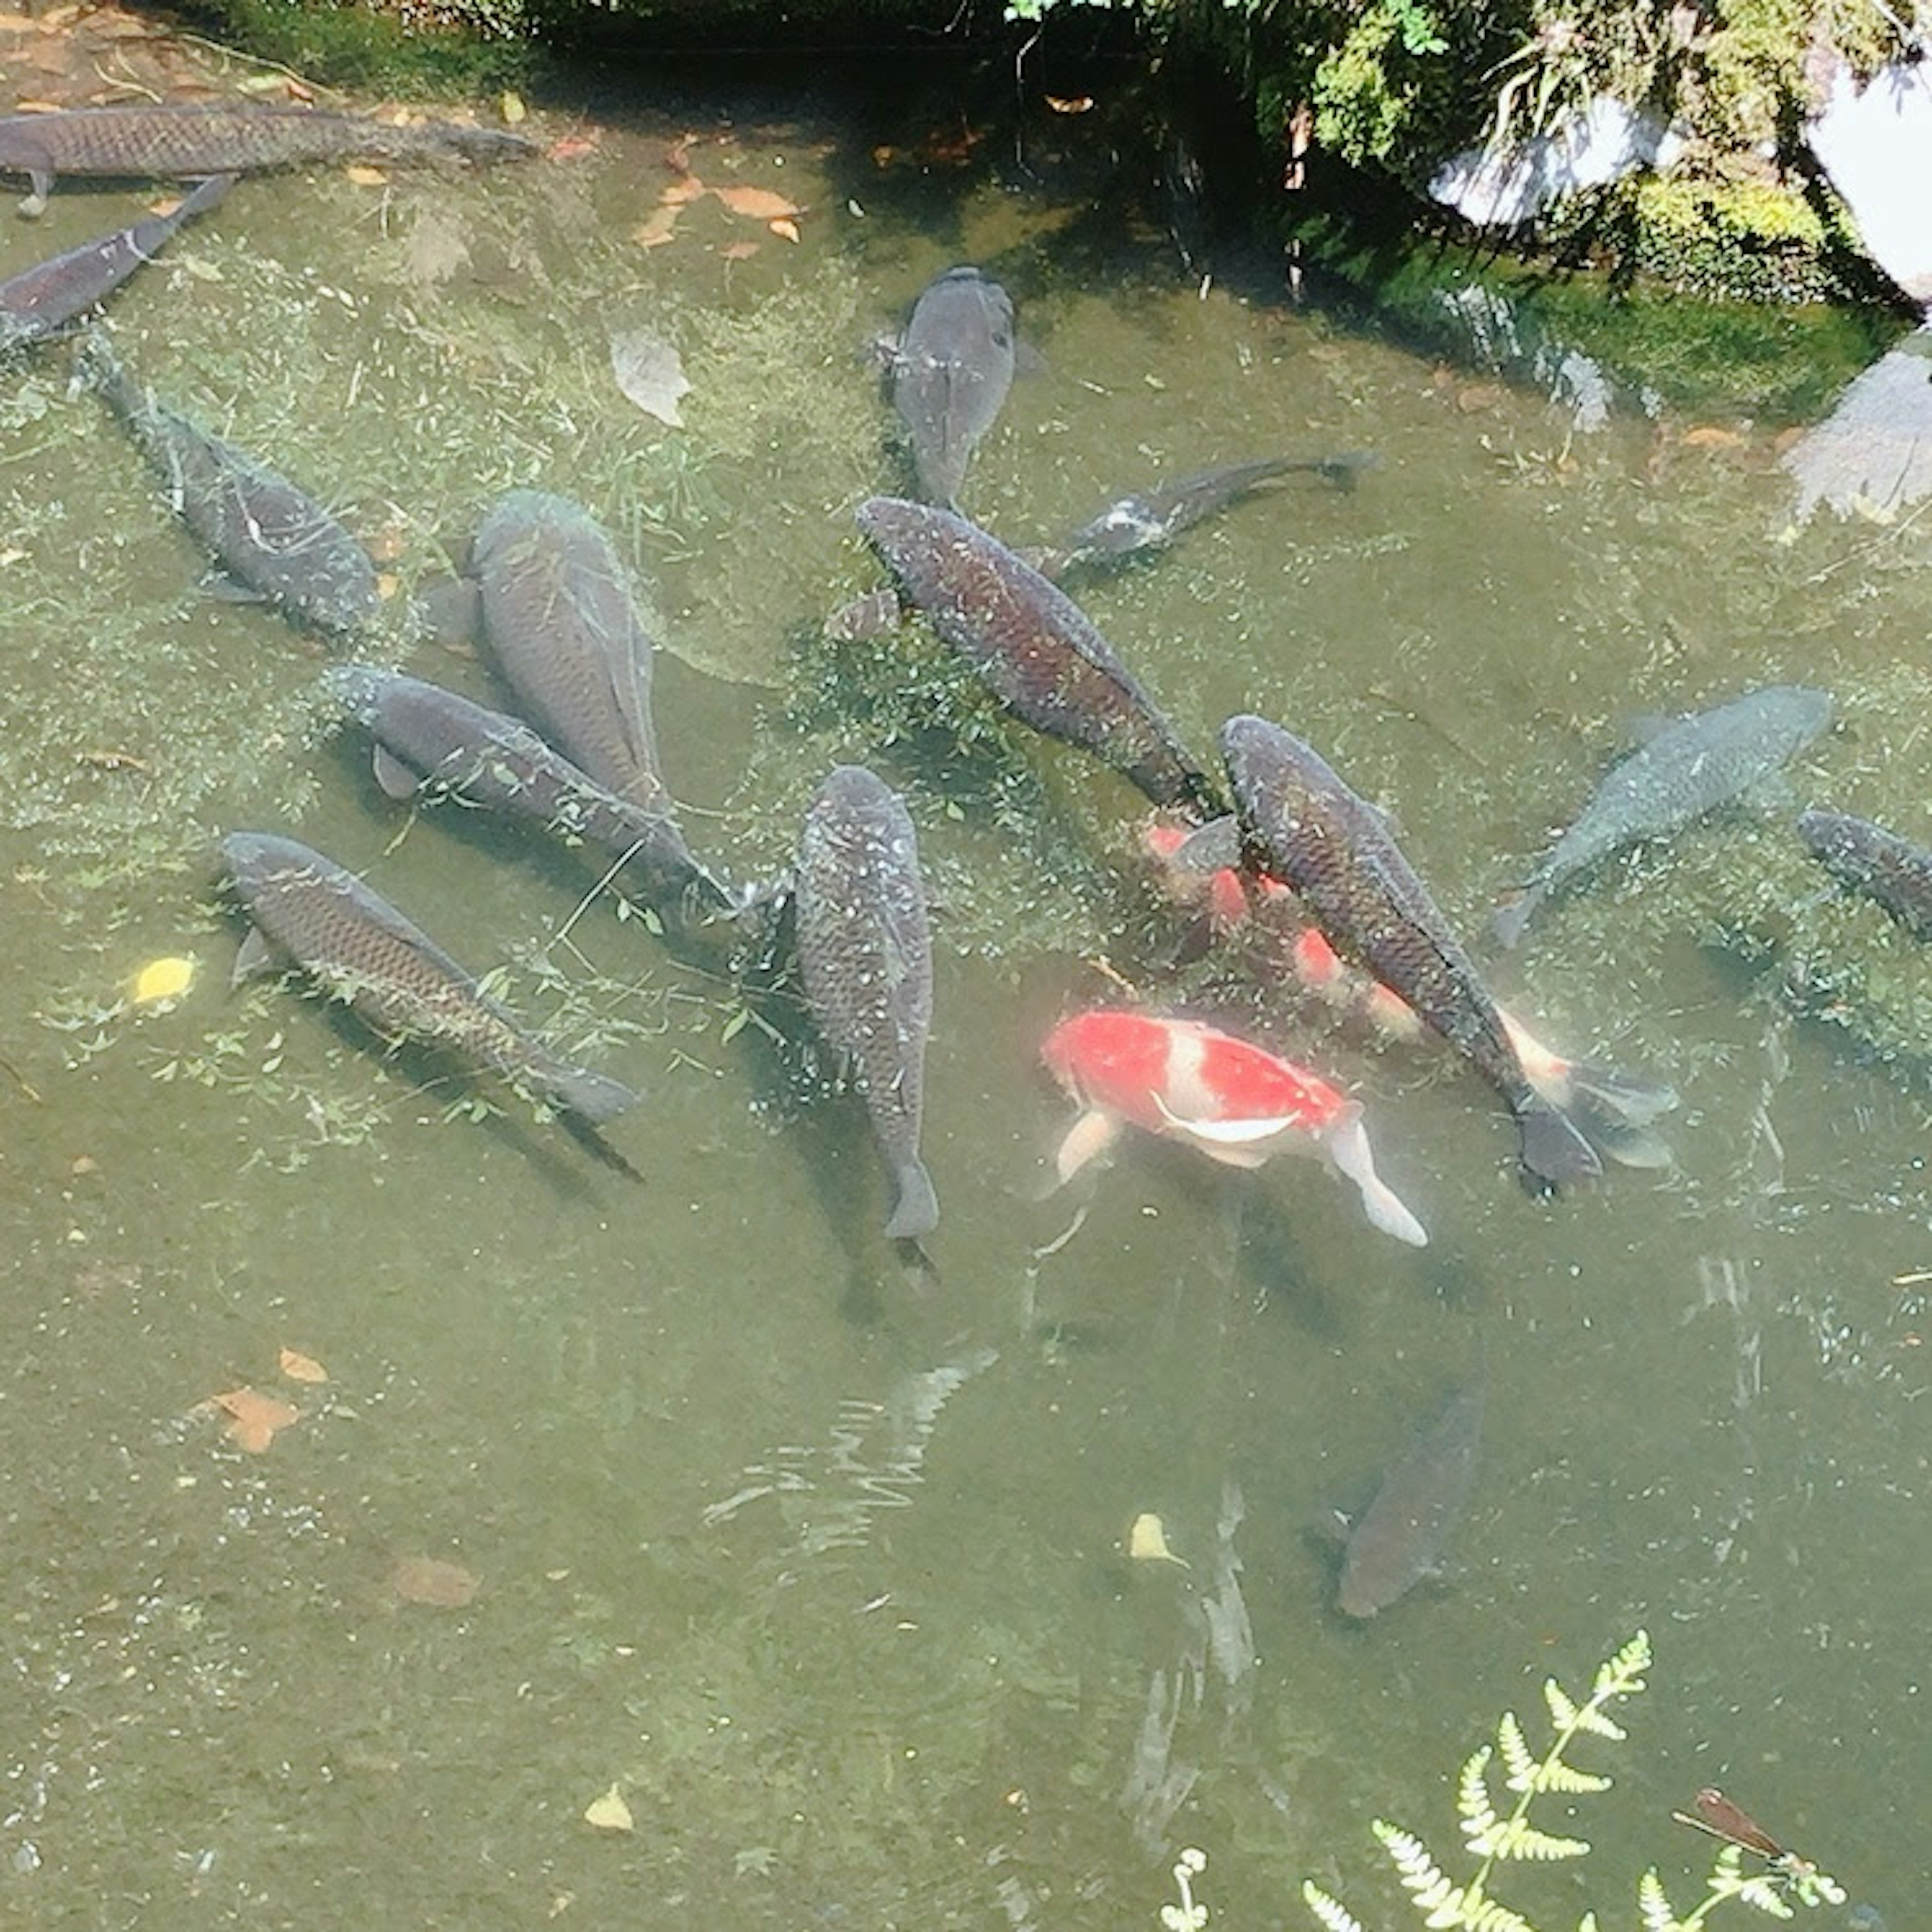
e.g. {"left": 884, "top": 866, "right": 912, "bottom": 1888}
{"left": 2, "top": 63, "right": 1926, "bottom": 1932}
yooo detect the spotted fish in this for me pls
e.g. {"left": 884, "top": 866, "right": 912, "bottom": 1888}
{"left": 890, "top": 265, "right": 1016, "bottom": 510}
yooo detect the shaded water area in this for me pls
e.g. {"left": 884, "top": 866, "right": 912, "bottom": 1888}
{"left": 2, "top": 44, "right": 1929, "bottom": 1932}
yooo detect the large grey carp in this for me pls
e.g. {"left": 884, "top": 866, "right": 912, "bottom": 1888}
{"left": 0, "top": 103, "right": 534, "bottom": 215}
{"left": 467, "top": 490, "right": 667, "bottom": 812}
{"left": 1494, "top": 685, "right": 1834, "bottom": 947}
{"left": 1337, "top": 1386, "right": 1481, "bottom": 1620}
{"left": 1221, "top": 713, "right": 1602, "bottom": 1190}
{"left": 324, "top": 665, "right": 732, "bottom": 916}
{"left": 891, "top": 265, "right": 1016, "bottom": 511}
{"left": 222, "top": 831, "right": 636, "bottom": 1123}
{"left": 855, "top": 495, "right": 1219, "bottom": 818}
{"left": 1798, "top": 808, "right": 1932, "bottom": 942}
{"left": 0, "top": 173, "right": 229, "bottom": 349}
{"left": 1043, "top": 450, "right": 1376, "bottom": 574}
{"left": 794, "top": 766, "right": 938, "bottom": 1242}
{"left": 81, "top": 337, "right": 382, "bottom": 638}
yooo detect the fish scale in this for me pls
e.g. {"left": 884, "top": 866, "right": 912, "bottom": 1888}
{"left": 794, "top": 766, "right": 938, "bottom": 1242}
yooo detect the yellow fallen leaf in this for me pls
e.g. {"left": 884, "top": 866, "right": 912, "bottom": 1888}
{"left": 211, "top": 1388, "right": 299, "bottom": 1454}
{"left": 500, "top": 90, "right": 526, "bottom": 126}
{"left": 279, "top": 1346, "right": 329, "bottom": 1384}
{"left": 1127, "top": 1512, "right": 1189, "bottom": 1568}
{"left": 392, "top": 1555, "right": 479, "bottom": 1607}
{"left": 131, "top": 955, "right": 195, "bottom": 1006}
{"left": 584, "top": 1785, "right": 634, "bottom": 1832}
{"left": 376, "top": 572, "right": 400, "bottom": 602}
{"left": 714, "top": 183, "right": 800, "bottom": 221}
{"left": 344, "top": 164, "right": 389, "bottom": 188}
{"left": 767, "top": 217, "right": 800, "bottom": 243}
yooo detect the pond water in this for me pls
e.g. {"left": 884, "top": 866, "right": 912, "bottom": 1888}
{"left": 1, "top": 46, "right": 1926, "bottom": 1932}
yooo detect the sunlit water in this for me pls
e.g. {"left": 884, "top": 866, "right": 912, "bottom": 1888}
{"left": 1, "top": 56, "right": 1927, "bottom": 1932}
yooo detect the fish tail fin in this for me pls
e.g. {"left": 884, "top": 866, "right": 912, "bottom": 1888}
{"left": 1516, "top": 1095, "right": 1603, "bottom": 1193}
{"left": 886, "top": 1158, "right": 940, "bottom": 1241}
{"left": 1504, "top": 1009, "right": 1679, "bottom": 1169}
{"left": 1316, "top": 450, "right": 1379, "bottom": 490}
{"left": 546, "top": 1065, "right": 638, "bottom": 1125}
{"left": 177, "top": 173, "right": 236, "bottom": 219}
{"left": 1490, "top": 887, "right": 1540, "bottom": 949}
{"left": 75, "top": 330, "right": 139, "bottom": 415}
{"left": 1325, "top": 1110, "right": 1428, "bottom": 1248}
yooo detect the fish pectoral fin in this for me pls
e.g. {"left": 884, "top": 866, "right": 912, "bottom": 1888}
{"left": 1151, "top": 1092, "right": 1298, "bottom": 1145}
{"left": 230, "top": 927, "right": 278, "bottom": 988}
{"left": 371, "top": 745, "right": 423, "bottom": 802}
{"left": 1324, "top": 1113, "right": 1429, "bottom": 1247}
{"left": 1054, "top": 1108, "right": 1119, "bottom": 1186}
{"left": 1169, "top": 815, "right": 1242, "bottom": 875}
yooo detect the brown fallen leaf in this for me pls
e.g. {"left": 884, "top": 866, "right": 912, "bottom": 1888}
{"left": 659, "top": 176, "right": 707, "bottom": 206}
{"left": 211, "top": 1387, "right": 299, "bottom": 1453}
{"left": 279, "top": 1346, "right": 329, "bottom": 1384}
{"left": 344, "top": 164, "right": 389, "bottom": 188}
{"left": 548, "top": 134, "right": 598, "bottom": 163}
{"left": 1681, "top": 424, "right": 1746, "bottom": 450}
{"left": 719, "top": 240, "right": 760, "bottom": 261}
{"left": 714, "top": 183, "right": 801, "bottom": 221}
{"left": 392, "top": 1555, "right": 480, "bottom": 1608}
{"left": 767, "top": 217, "right": 800, "bottom": 243}
{"left": 631, "top": 206, "right": 680, "bottom": 250}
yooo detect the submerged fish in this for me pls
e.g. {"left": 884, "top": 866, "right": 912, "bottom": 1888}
{"left": 1336, "top": 1385, "right": 1482, "bottom": 1619}
{"left": 1039, "top": 1007, "right": 1427, "bottom": 1246}
{"left": 467, "top": 490, "right": 667, "bottom": 811}
{"left": 0, "top": 173, "right": 230, "bottom": 349}
{"left": 1493, "top": 685, "right": 1834, "bottom": 947}
{"left": 856, "top": 496, "right": 1219, "bottom": 817}
{"left": 1050, "top": 452, "right": 1376, "bottom": 571}
{"left": 0, "top": 102, "right": 534, "bottom": 215}
{"left": 324, "top": 665, "right": 732, "bottom": 915}
{"left": 794, "top": 766, "right": 938, "bottom": 1242}
{"left": 1798, "top": 808, "right": 1932, "bottom": 942}
{"left": 80, "top": 336, "right": 382, "bottom": 637}
{"left": 1222, "top": 713, "right": 1603, "bottom": 1190}
{"left": 890, "top": 265, "right": 1016, "bottom": 510}
{"left": 221, "top": 831, "right": 636, "bottom": 1122}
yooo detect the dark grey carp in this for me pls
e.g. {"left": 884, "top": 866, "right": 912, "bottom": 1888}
{"left": 1798, "top": 808, "right": 1932, "bottom": 942}
{"left": 856, "top": 495, "right": 1219, "bottom": 818}
{"left": 1494, "top": 685, "right": 1834, "bottom": 947}
{"left": 0, "top": 103, "right": 534, "bottom": 215}
{"left": 0, "top": 173, "right": 229, "bottom": 349}
{"left": 324, "top": 665, "right": 732, "bottom": 915}
{"left": 1222, "top": 713, "right": 1601, "bottom": 1190}
{"left": 81, "top": 337, "right": 382, "bottom": 638}
{"left": 468, "top": 491, "right": 667, "bottom": 811}
{"left": 891, "top": 265, "right": 1016, "bottom": 510}
{"left": 222, "top": 831, "right": 636, "bottom": 1123}
{"left": 1050, "top": 451, "right": 1377, "bottom": 571}
{"left": 794, "top": 766, "right": 938, "bottom": 1242}
{"left": 1337, "top": 1386, "right": 1482, "bottom": 1619}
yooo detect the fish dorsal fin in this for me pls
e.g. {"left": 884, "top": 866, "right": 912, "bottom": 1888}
{"left": 371, "top": 745, "right": 421, "bottom": 801}
{"left": 1151, "top": 1091, "right": 1297, "bottom": 1144}
{"left": 230, "top": 926, "right": 278, "bottom": 987}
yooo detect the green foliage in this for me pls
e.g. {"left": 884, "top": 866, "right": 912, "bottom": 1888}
{"left": 178, "top": 0, "right": 536, "bottom": 92}
{"left": 1302, "top": 1631, "right": 1849, "bottom": 1932}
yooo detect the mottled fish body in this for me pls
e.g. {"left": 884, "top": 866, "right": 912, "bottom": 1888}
{"left": 82, "top": 337, "right": 382, "bottom": 637}
{"left": 468, "top": 490, "right": 667, "bottom": 811}
{"left": 324, "top": 665, "right": 731, "bottom": 914}
{"left": 1798, "top": 808, "right": 1932, "bottom": 942}
{"left": 794, "top": 766, "right": 938, "bottom": 1241}
{"left": 0, "top": 103, "right": 534, "bottom": 213}
{"left": 856, "top": 495, "right": 1218, "bottom": 817}
{"left": 1221, "top": 713, "right": 1600, "bottom": 1189}
{"left": 1338, "top": 1386, "right": 1482, "bottom": 1619}
{"left": 1495, "top": 685, "right": 1834, "bottom": 946}
{"left": 1060, "top": 451, "right": 1375, "bottom": 565}
{"left": 221, "top": 831, "right": 636, "bottom": 1123}
{"left": 0, "top": 173, "right": 229, "bottom": 349}
{"left": 891, "top": 265, "right": 1016, "bottom": 510}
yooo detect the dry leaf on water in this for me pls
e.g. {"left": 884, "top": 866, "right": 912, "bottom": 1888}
{"left": 609, "top": 328, "right": 690, "bottom": 428}
{"left": 631, "top": 206, "right": 679, "bottom": 250}
{"left": 719, "top": 240, "right": 760, "bottom": 262}
{"left": 713, "top": 184, "right": 801, "bottom": 221}
{"left": 583, "top": 1785, "right": 634, "bottom": 1832}
{"left": 548, "top": 134, "right": 598, "bottom": 163}
{"left": 767, "top": 217, "right": 800, "bottom": 244}
{"left": 391, "top": 1555, "right": 480, "bottom": 1608}
{"left": 658, "top": 176, "right": 707, "bottom": 206}
{"left": 279, "top": 1346, "right": 329, "bottom": 1384}
{"left": 344, "top": 165, "right": 389, "bottom": 188}
{"left": 211, "top": 1387, "right": 299, "bottom": 1453}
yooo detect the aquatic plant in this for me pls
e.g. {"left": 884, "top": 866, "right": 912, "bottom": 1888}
{"left": 1302, "top": 1631, "right": 1847, "bottom": 1932}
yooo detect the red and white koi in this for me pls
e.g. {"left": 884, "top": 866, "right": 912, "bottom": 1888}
{"left": 1039, "top": 1007, "right": 1428, "bottom": 1247}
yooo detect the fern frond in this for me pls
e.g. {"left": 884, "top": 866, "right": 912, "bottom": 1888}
{"left": 1578, "top": 1914, "right": 1598, "bottom": 1932}
{"left": 1496, "top": 1712, "right": 1538, "bottom": 1791}
{"left": 1542, "top": 1679, "right": 1581, "bottom": 1733}
{"left": 1460, "top": 1893, "right": 1538, "bottom": 1932}
{"left": 1736, "top": 1875, "right": 1796, "bottom": 1918}
{"left": 1591, "top": 1630, "right": 1651, "bottom": 1704}
{"left": 1377, "top": 1820, "right": 1460, "bottom": 1916}
{"left": 1458, "top": 1747, "right": 1501, "bottom": 1849}
{"left": 1552, "top": 1676, "right": 1627, "bottom": 1741}
{"left": 1482, "top": 1818, "right": 1589, "bottom": 1863}
{"left": 1302, "top": 1879, "right": 1365, "bottom": 1932}
{"left": 1637, "top": 1870, "right": 1685, "bottom": 1930}
{"left": 1524, "top": 1761, "right": 1612, "bottom": 1796}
